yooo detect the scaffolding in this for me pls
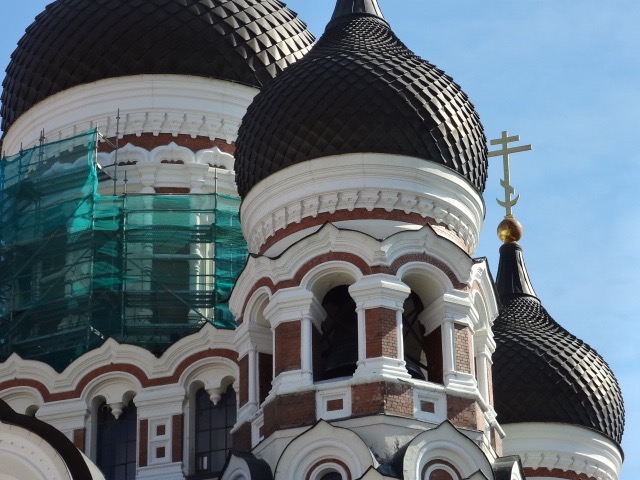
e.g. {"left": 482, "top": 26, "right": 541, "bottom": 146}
{"left": 0, "top": 131, "right": 247, "bottom": 371}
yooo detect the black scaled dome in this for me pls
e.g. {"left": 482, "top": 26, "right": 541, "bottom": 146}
{"left": 235, "top": 0, "right": 488, "bottom": 198}
{"left": 1, "top": 0, "right": 315, "bottom": 133}
{"left": 493, "top": 241, "right": 625, "bottom": 444}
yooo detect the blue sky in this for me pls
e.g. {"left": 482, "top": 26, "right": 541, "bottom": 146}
{"left": 1, "top": 0, "right": 638, "bottom": 475}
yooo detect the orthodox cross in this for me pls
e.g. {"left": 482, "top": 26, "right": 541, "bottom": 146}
{"left": 488, "top": 131, "right": 532, "bottom": 217}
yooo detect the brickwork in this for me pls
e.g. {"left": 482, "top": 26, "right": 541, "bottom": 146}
{"left": 352, "top": 382, "right": 412, "bottom": 417}
{"left": 259, "top": 352, "right": 273, "bottom": 404}
{"left": 274, "top": 321, "right": 302, "bottom": 376}
{"left": 172, "top": 415, "right": 183, "bottom": 462}
{"left": 446, "top": 395, "right": 483, "bottom": 431}
{"left": 487, "top": 362, "right": 494, "bottom": 406}
{"left": 524, "top": 468, "right": 598, "bottom": 480}
{"left": 454, "top": 325, "right": 474, "bottom": 374}
{"left": 239, "top": 355, "right": 249, "bottom": 407}
{"left": 99, "top": 133, "right": 235, "bottom": 156}
{"left": 305, "top": 459, "right": 353, "bottom": 480}
{"left": 139, "top": 418, "right": 149, "bottom": 467}
{"left": 491, "top": 427, "right": 502, "bottom": 456}
{"left": 262, "top": 392, "right": 316, "bottom": 438}
{"left": 424, "top": 326, "right": 444, "bottom": 384}
{"left": 429, "top": 469, "right": 455, "bottom": 480}
{"left": 73, "top": 428, "right": 85, "bottom": 452}
{"left": 232, "top": 422, "right": 252, "bottom": 452}
{"left": 422, "top": 460, "right": 461, "bottom": 480}
{"left": 327, "top": 399, "right": 344, "bottom": 411}
{"left": 365, "top": 308, "right": 398, "bottom": 359}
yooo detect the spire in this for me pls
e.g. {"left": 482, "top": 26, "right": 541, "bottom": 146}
{"left": 495, "top": 217, "right": 537, "bottom": 300}
{"left": 330, "top": 0, "right": 385, "bottom": 23}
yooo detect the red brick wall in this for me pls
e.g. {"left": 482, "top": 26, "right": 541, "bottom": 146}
{"left": 262, "top": 392, "right": 316, "bottom": 439}
{"left": 365, "top": 308, "right": 398, "bottom": 359}
{"left": 99, "top": 134, "right": 235, "bottom": 155}
{"left": 172, "top": 415, "right": 184, "bottom": 462}
{"left": 259, "top": 352, "right": 273, "bottom": 405}
{"left": 352, "top": 382, "right": 412, "bottom": 417}
{"left": 73, "top": 428, "right": 85, "bottom": 452}
{"left": 424, "top": 326, "right": 444, "bottom": 384}
{"left": 421, "top": 460, "right": 461, "bottom": 480}
{"left": 239, "top": 355, "right": 249, "bottom": 407}
{"left": 232, "top": 422, "right": 252, "bottom": 453}
{"left": 454, "top": 325, "right": 474, "bottom": 374}
{"left": 446, "top": 395, "right": 483, "bottom": 431}
{"left": 274, "top": 321, "right": 301, "bottom": 376}
{"left": 524, "top": 468, "right": 598, "bottom": 480}
{"left": 429, "top": 470, "right": 454, "bottom": 480}
{"left": 139, "top": 418, "right": 149, "bottom": 467}
{"left": 491, "top": 427, "right": 503, "bottom": 456}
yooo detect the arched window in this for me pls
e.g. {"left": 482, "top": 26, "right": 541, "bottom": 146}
{"left": 194, "top": 385, "right": 236, "bottom": 476}
{"left": 403, "top": 292, "right": 428, "bottom": 380}
{"left": 314, "top": 285, "right": 358, "bottom": 381}
{"left": 96, "top": 401, "right": 137, "bottom": 480}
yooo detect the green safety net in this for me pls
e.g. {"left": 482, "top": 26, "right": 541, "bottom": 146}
{"left": 0, "top": 130, "right": 247, "bottom": 371}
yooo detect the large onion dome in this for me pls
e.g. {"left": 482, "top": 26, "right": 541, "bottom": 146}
{"left": 1, "top": 0, "right": 315, "bottom": 133}
{"left": 234, "top": 0, "right": 488, "bottom": 198}
{"left": 493, "top": 239, "right": 625, "bottom": 444}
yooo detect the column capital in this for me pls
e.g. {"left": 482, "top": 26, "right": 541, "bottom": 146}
{"left": 264, "top": 287, "right": 325, "bottom": 330}
{"left": 348, "top": 274, "right": 410, "bottom": 310}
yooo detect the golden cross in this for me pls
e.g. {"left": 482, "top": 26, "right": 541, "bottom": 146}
{"left": 488, "top": 131, "right": 532, "bottom": 217}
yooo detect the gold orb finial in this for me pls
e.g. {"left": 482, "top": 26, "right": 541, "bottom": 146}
{"left": 498, "top": 215, "right": 523, "bottom": 243}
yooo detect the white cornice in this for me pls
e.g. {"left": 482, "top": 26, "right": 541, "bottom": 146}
{"left": 240, "top": 153, "right": 485, "bottom": 255}
{"left": 0, "top": 324, "right": 236, "bottom": 400}
{"left": 3, "top": 74, "right": 258, "bottom": 154}
{"left": 502, "top": 423, "right": 623, "bottom": 480}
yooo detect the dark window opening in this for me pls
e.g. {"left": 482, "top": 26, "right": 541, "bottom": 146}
{"left": 97, "top": 401, "right": 137, "bottom": 480}
{"left": 320, "top": 473, "right": 343, "bottom": 480}
{"left": 314, "top": 285, "right": 358, "bottom": 381}
{"left": 194, "top": 385, "right": 236, "bottom": 476}
{"left": 403, "top": 292, "right": 428, "bottom": 380}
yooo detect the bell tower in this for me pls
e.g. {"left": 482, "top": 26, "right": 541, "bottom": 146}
{"left": 228, "top": 1, "right": 507, "bottom": 477}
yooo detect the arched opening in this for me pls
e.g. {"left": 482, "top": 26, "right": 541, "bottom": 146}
{"left": 96, "top": 400, "right": 137, "bottom": 480}
{"left": 314, "top": 285, "right": 358, "bottom": 381}
{"left": 403, "top": 291, "right": 427, "bottom": 380}
{"left": 193, "top": 384, "right": 237, "bottom": 477}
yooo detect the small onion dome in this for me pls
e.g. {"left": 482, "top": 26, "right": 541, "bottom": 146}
{"left": 234, "top": 0, "right": 488, "bottom": 198}
{"left": 493, "top": 240, "right": 625, "bottom": 444}
{"left": 1, "top": 0, "right": 315, "bottom": 133}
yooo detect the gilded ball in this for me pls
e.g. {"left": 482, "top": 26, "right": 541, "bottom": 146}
{"left": 497, "top": 217, "right": 523, "bottom": 243}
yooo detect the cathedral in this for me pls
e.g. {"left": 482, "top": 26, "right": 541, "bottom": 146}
{"left": 0, "top": 1, "right": 625, "bottom": 480}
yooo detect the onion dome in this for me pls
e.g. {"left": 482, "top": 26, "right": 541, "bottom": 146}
{"left": 493, "top": 233, "right": 625, "bottom": 444}
{"left": 1, "top": 0, "right": 315, "bottom": 133}
{"left": 234, "top": 0, "right": 488, "bottom": 198}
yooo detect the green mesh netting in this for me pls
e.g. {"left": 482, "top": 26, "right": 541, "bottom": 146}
{"left": 0, "top": 131, "right": 247, "bottom": 371}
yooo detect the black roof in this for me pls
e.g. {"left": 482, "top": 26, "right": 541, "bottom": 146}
{"left": 1, "top": 0, "right": 315, "bottom": 134}
{"left": 493, "top": 242, "right": 625, "bottom": 444}
{"left": 234, "top": 0, "right": 488, "bottom": 198}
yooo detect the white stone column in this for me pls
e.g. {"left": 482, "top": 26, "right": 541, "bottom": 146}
{"left": 349, "top": 274, "right": 411, "bottom": 381}
{"left": 263, "top": 287, "right": 324, "bottom": 397}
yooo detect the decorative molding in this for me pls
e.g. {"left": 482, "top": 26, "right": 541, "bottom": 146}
{"left": 3, "top": 74, "right": 258, "bottom": 154}
{"left": 0, "top": 324, "right": 236, "bottom": 401}
{"left": 240, "top": 153, "right": 485, "bottom": 255}
{"left": 502, "top": 423, "right": 622, "bottom": 480}
{"left": 230, "top": 224, "right": 475, "bottom": 321}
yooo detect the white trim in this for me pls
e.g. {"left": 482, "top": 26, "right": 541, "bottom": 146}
{"left": 240, "top": 153, "right": 485, "bottom": 255}
{"left": 3, "top": 74, "right": 258, "bottom": 154}
{"left": 501, "top": 423, "right": 623, "bottom": 480}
